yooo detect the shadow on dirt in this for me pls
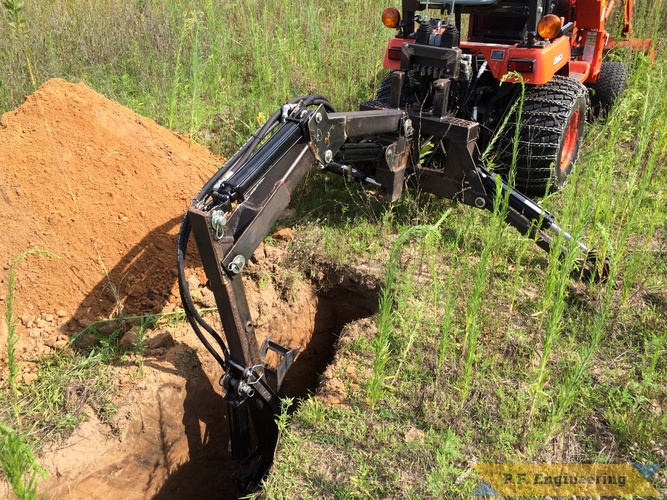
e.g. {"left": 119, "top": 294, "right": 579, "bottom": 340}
{"left": 67, "top": 211, "right": 380, "bottom": 497}
{"left": 149, "top": 348, "right": 243, "bottom": 500}
{"left": 70, "top": 215, "right": 194, "bottom": 326}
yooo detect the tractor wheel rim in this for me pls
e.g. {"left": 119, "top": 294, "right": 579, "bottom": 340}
{"left": 560, "top": 109, "right": 581, "bottom": 169}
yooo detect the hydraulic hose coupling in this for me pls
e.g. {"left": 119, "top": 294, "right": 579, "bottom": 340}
{"left": 221, "top": 372, "right": 255, "bottom": 399}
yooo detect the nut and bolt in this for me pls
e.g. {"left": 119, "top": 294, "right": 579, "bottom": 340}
{"left": 474, "top": 197, "right": 486, "bottom": 208}
{"left": 221, "top": 372, "right": 255, "bottom": 398}
{"left": 315, "top": 112, "right": 323, "bottom": 124}
{"left": 324, "top": 149, "right": 333, "bottom": 164}
{"left": 237, "top": 380, "right": 255, "bottom": 397}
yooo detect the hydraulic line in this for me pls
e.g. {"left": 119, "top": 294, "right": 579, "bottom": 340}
{"left": 213, "top": 118, "right": 308, "bottom": 211}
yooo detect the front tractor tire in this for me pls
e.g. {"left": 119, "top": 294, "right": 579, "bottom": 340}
{"left": 495, "top": 76, "right": 589, "bottom": 197}
{"left": 588, "top": 61, "right": 627, "bottom": 117}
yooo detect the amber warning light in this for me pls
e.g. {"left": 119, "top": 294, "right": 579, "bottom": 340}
{"left": 537, "top": 14, "right": 563, "bottom": 39}
{"left": 382, "top": 7, "right": 401, "bottom": 28}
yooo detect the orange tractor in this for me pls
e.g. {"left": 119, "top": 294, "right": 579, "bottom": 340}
{"left": 368, "top": 0, "right": 651, "bottom": 194}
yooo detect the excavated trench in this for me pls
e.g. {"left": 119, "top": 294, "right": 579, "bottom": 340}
{"left": 159, "top": 261, "right": 380, "bottom": 499}
{"left": 40, "top": 258, "right": 380, "bottom": 499}
{"left": 271, "top": 265, "right": 381, "bottom": 401}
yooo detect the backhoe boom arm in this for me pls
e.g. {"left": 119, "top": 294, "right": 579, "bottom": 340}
{"left": 177, "top": 96, "right": 604, "bottom": 488}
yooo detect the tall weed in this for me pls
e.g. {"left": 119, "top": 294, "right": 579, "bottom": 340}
{"left": 0, "top": 424, "right": 44, "bottom": 500}
{"left": 367, "top": 211, "right": 450, "bottom": 408}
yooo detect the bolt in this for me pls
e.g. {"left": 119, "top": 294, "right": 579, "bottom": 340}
{"left": 324, "top": 149, "right": 333, "bottom": 164}
{"left": 228, "top": 254, "right": 246, "bottom": 275}
{"left": 315, "top": 112, "right": 323, "bottom": 124}
{"left": 404, "top": 118, "right": 413, "bottom": 137}
{"left": 474, "top": 197, "right": 486, "bottom": 208}
{"left": 237, "top": 380, "right": 255, "bottom": 398}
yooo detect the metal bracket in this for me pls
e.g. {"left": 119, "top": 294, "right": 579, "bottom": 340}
{"left": 259, "top": 334, "right": 301, "bottom": 391}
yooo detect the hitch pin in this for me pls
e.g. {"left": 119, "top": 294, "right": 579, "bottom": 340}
{"left": 244, "top": 364, "right": 266, "bottom": 385}
{"left": 210, "top": 209, "right": 228, "bottom": 240}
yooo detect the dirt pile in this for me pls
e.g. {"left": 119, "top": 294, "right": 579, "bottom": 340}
{"left": 0, "top": 78, "right": 220, "bottom": 353}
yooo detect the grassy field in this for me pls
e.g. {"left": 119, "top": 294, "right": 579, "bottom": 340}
{"left": 0, "top": 0, "right": 390, "bottom": 153}
{"left": 2, "top": 0, "right": 667, "bottom": 498}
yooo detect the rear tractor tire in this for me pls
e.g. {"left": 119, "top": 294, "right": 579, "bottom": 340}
{"left": 495, "top": 75, "right": 589, "bottom": 197}
{"left": 588, "top": 61, "right": 627, "bottom": 117}
{"left": 363, "top": 72, "right": 420, "bottom": 109}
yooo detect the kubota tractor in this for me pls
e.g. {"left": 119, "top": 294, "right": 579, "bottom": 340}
{"left": 177, "top": 0, "right": 650, "bottom": 490}
{"left": 363, "top": 0, "right": 651, "bottom": 195}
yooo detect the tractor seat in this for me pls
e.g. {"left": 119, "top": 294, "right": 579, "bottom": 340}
{"left": 463, "top": 0, "right": 530, "bottom": 44}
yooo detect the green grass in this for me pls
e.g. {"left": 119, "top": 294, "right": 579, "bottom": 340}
{"left": 1, "top": 250, "right": 54, "bottom": 499}
{"left": 1, "top": 250, "right": 189, "bottom": 494}
{"left": 1, "top": 249, "right": 145, "bottom": 497}
{"left": 4, "top": 250, "right": 57, "bottom": 416}
{"left": 264, "top": 14, "right": 667, "bottom": 499}
{"left": 0, "top": 0, "right": 391, "bottom": 155}
{"left": 0, "top": 423, "right": 44, "bottom": 500}
{"left": 1, "top": 0, "right": 667, "bottom": 497}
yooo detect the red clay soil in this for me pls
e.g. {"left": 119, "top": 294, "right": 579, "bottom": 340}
{"left": 0, "top": 79, "right": 219, "bottom": 339}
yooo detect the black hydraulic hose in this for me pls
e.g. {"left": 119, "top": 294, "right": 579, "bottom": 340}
{"left": 192, "top": 95, "right": 327, "bottom": 206}
{"left": 177, "top": 214, "right": 228, "bottom": 367}
{"left": 288, "top": 93, "right": 335, "bottom": 112}
{"left": 189, "top": 118, "right": 280, "bottom": 210}
{"left": 229, "top": 95, "right": 332, "bottom": 178}
{"left": 174, "top": 130, "right": 282, "bottom": 367}
{"left": 176, "top": 109, "right": 287, "bottom": 357}
{"left": 221, "top": 120, "right": 305, "bottom": 204}
{"left": 211, "top": 96, "right": 336, "bottom": 208}
{"left": 233, "top": 95, "right": 333, "bottom": 177}
{"left": 233, "top": 109, "right": 283, "bottom": 174}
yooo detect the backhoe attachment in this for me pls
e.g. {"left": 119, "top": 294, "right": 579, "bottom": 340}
{"left": 177, "top": 95, "right": 606, "bottom": 488}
